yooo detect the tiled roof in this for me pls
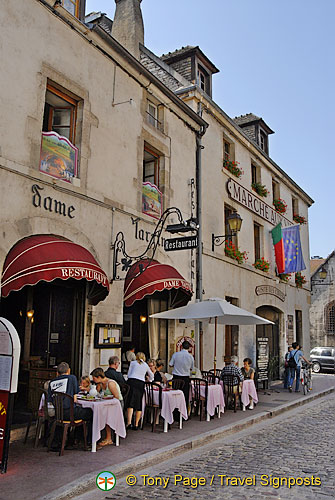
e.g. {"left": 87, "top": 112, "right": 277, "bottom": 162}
{"left": 161, "top": 46, "right": 196, "bottom": 60}
{"left": 233, "top": 113, "right": 261, "bottom": 125}
{"left": 310, "top": 259, "right": 326, "bottom": 275}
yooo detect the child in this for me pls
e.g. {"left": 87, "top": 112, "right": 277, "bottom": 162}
{"left": 79, "top": 375, "right": 91, "bottom": 394}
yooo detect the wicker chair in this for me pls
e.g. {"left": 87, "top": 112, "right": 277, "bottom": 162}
{"left": 190, "top": 378, "right": 208, "bottom": 421}
{"left": 222, "top": 374, "right": 241, "bottom": 413}
{"left": 141, "top": 382, "right": 162, "bottom": 432}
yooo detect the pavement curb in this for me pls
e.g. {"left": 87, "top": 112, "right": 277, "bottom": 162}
{"left": 38, "top": 385, "right": 335, "bottom": 500}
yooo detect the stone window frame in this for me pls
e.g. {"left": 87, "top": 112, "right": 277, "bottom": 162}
{"left": 272, "top": 178, "right": 280, "bottom": 203}
{"left": 43, "top": 82, "right": 78, "bottom": 145}
{"left": 222, "top": 133, "right": 235, "bottom": 163}
{"left": 325, "top": 300, "right": 335, "bottom": 333}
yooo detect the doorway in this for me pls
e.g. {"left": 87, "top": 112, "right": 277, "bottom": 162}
{"left": 256, "top": 306, "right": 281, "bottom": 380}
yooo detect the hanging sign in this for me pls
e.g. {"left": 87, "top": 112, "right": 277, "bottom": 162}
{"left": 164, "top": 236, "right": 198, "bottom": 252}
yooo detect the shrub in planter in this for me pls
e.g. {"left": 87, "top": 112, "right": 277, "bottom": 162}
{"left": 253, "top": 257, "right": 270, "bottom": 272}
{"left": 223, "top": 159, "right": 243, "bottom": 179}
{"left": 279, "top": 273, "right": 291, "bottom": 283}
{"left": 295, "top": 272, "right": 307, "bottom": 288}
{"left": 273, "top": 198, "right": 287, "bottom": 214}
{"left": 251, "top": 182, "right": 269, "bottom": 198}
{"left": 224, "top": 241, "right": 248, "bottom": 264}
{"left": 293, "top": 214, "right": 307, "bottom": 224}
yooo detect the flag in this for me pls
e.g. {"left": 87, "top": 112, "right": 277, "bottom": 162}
{"left": 282, "top": 225, "right": 306, "bottom": 273}
{"left": 271, "top": 223, "right": 285, "bottom": 274}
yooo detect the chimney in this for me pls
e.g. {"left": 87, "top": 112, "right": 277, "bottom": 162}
{"left": 111, "top": 0, "right": 144, "bottom": 59}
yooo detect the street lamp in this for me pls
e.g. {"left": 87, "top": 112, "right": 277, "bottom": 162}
{"left": 211, "top": 212, "right": 243, "bottom": 252}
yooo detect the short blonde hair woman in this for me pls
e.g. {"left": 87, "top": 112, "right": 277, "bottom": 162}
{"left": 126, "top": 352, "right": 154, "bottom": 430}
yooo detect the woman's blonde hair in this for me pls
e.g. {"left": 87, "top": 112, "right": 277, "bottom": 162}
{"left": 136, "top": 352, "right": 146, "bottom": 363}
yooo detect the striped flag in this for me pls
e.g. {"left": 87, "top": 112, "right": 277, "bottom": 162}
{"left": 271, "top": 223, "right": 285, "bottom": 274}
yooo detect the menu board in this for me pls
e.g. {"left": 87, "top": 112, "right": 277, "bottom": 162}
{"left": 94, "top": 324, "right": 122, "bottom": 348}
{"left": 0, "top": 357, "right": 12, "bottom": 391}
{"left": 256, "top": 337, "right": 269, "bottom": 382}
{"left": 0, "top": 327, "right": 12, "bottom": 356}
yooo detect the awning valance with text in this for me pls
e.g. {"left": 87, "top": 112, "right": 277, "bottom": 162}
{"left": 124, "top": 259, "right": 192, "bottom": 307}
{"left": 1, "top": 235, "right": 109, "bottom": 305}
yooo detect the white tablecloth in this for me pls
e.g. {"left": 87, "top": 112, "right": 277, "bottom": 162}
{"left": 77, "top": 398, "right": 126, "bottom": 451}
{"left": 142, "top": 389, "right": 188, "bottom": 425}
{"left": 241, "top": 379, "right": 258, "bottom": 406}
{"left": 200, "top": 384, "right": 225, "bottom": 416}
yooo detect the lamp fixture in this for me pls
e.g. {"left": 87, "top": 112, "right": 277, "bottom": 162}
{"left": 318, "top": 267, "right": 327, "bottom": 280}
{"left": 140, "top": 315, "right": 147, "bottom": 324}
{"left": 112, "top": 98, "right": 134, "bottom": 107}
{"left": 212, "top": 212, "right": 243, "bottom": 252}
{"left": 27, "top": 309, "right": 34, "bottom": 319}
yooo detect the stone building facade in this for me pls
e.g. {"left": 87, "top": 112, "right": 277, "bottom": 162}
{"left": 310, "top": 252, "right": 335, "bottom": 348}
{"left": 0, "top": 0, "right": 313, "bottom": 416}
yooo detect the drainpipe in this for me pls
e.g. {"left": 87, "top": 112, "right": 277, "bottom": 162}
{"left": 195, "top": 102, "right": 207, "bottom": 369}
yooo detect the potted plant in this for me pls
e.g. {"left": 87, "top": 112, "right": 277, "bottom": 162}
{"left": 224, "top": 241, "right": 248, "bottom": 264}
{"left": 223, "top": 159, "right": 244, "bottom": 179}
{"left": 251, "top": 182, "right": 269, "bottom": 198}
{"left": 279, "top": 273, "right": 291, "bottom": 283}
{"left": 295, "top": 272, "right": 307, "bottom": 288}
{"left": 293, "top": 214, "right": 307, "bottom": 224}
{"left": 253, "top": 257, "right": 270, "bottom": 272}
{"left": 273, "top": 198, "right": 287, "bottom": 214}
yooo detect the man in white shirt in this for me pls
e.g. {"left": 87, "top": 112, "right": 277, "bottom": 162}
{"left": 169, "top": 340, "right": 194, "bottom": 405}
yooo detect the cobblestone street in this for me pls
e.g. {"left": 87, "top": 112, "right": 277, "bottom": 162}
{"left": 82, "top": 392, "right": 335, "bottom": 500}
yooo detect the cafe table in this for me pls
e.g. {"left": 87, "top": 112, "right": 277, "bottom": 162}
{"left": 241, "top": 379, "right": 258, "bottom": 407}
{"left": 200, "top": 383, "right": 225, "bottom": 420}
{"left": 77, "top": 396, "right": 126, "bottom": 452}
{"left": 142, "top": 388, "right": 188, "bottom": 432}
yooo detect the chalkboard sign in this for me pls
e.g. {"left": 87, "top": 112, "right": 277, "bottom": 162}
{"left": 256, "top": 336, "right": 269, "bottom": 383}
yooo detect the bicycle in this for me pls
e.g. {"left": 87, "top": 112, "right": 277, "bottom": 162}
{"left": 300, "top": 361, "right": 312, "bottom": 395}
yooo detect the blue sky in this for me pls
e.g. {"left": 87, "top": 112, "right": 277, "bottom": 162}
{"left": 86, "top": 0, "right": 335, "bottom": 259}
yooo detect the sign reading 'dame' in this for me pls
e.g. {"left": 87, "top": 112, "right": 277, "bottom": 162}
{"left": 164, "top": 236, "right": 198, "bottom": 252}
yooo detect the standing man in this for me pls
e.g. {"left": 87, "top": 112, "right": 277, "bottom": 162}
{"left": 105, "top": 356, "right": 126, "bottom": 385}
{"left": 169, "top": 340, "right": 194, "bottom": 405}
{"left": 287, "top": 342, "right": 310, "bottom": 392}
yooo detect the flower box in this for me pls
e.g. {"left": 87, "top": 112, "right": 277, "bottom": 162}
{"left": 253, "top": 257, "right": 270, "bottom": 272}
{"left": 295, "top": 272, "right": 307, "bottom": 288}
{"left": 223, "top": 159, "right": 243, "bottom": 179}
{"left": 251, "top": 182, "right": 269, "bottom": 198}
{"left": 279, "top": 273, "right": 291, "bottom": 283}
{"left": 293, "top": 214, "right": 307, "bottom": 224}
{"left": 224, "top": 241, "right": 247, "bottom": 264}
{"left": 273, "top": 198, "right": 287, "bottom": 214}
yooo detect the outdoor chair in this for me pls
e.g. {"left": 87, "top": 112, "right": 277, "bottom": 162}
{"left": 24, "top": 387, "right": 51, "bottom": 446}
{"left": 47, "top": 392, "right": 87, "bottom": 456}
{"left": 222, "top": 374, "right": 241, "bottom": 413}
{"left": 190, "top": 378, "right": 208, "bottom": 421}
{"left": 119, "top": 382, "right": 130, "bottom": 405}
{"left": 202, "top": 371, "right": 220, "bottom": 385}
{"left": 209, "top": 368, "right": 223, "bottom": 378}
{"left": 141, "top": 382, "right": 162, "bottom": 432}
{"left": 171, "top": 379, "right": 185, "bottom": 391}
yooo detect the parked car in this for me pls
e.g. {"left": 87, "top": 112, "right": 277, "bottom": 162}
{"left": 310, "top": 347, "right": 335, "bottom": 373}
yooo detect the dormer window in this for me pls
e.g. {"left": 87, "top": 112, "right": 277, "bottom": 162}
{"left": 61, "top": 0, "right": 81, "bottom": 18}
{"left": 259, "top": 129, "right": 268, "bottom": 154}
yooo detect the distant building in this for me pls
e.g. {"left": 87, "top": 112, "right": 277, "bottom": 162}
{"left": 310, "top": 251, "right": 335, "bottom": 348}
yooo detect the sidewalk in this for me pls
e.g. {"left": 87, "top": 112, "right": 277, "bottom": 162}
{"left": 2, "top": 374, "right": 334, "bottom": 500}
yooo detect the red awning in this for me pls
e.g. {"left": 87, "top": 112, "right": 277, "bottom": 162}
{"left": 124, "top": 259, "right": 192, "bottom": 307}
{"left": 1, "top": 235, "right": 109, "bottom": 304}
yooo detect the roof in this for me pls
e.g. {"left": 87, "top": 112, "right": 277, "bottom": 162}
{"left": 233, "top": 113, "right": 274, "bottom": 135}
{"left": 311, "top": 250, "right": 335, "bottom": 278}
{"left": 161, "top": 45, "right": 219, "bottom": 74}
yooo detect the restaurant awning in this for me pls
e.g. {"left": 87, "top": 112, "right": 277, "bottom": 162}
{"left": 124, "top": 259, "right": 192, "bottom": 307}
{"left": 1, "top": 234, "right": 109, "bottom": 305}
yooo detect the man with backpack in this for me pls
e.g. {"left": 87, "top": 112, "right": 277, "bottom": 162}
{"left": 287, "top": 342, "right": 310, "bottom": 392}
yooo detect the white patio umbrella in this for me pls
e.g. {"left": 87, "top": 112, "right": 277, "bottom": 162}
{"left": 150, "top": 297, "right": 273, "bottom": 370}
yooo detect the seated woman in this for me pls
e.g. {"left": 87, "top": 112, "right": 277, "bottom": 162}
{"left": 154, "top": 359, "right": 167, "bottom": 385}
{"left": 90, "top": 367, "right": 123, "bottom": 447}
{"left": 147, "top": 359, "right": 157, "bottom": 380}
{"left": 126, "top": 352, "right": 153, "bottom": 430}
{"left": 241, "top": 358, "right": 255, "bottom": 410}
{"left": 79, "top": 375, "right": 91, "bottom": 394}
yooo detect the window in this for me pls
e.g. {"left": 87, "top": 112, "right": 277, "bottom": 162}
{"left": 43, "top": 84, "right": 78, "bottom": 144}
{"left": 143, "top": 146, "right": 160, "bottom": 187}
{"left": 295, "top": 310, "right": 302, "bottom": 346}
{"left": 254, "top": 223, "right": 261, "bottom": 261}
{"left": 259, "top": 129, "right": 268, "bottom": 154}
{"left": 251, "top": 164, "right": 260, "bottom": 184}
{"left": 325, "top": 301, "right": 335, "bottom": 333}
{"left": 272, "top": 179, "right": 280, "bottom": 203}
{"left": 320, "top": 349, "right": 332, "bottom": 356}
{"left": 147, "top": 101, "right": 158, "bottom": 128}
{"left": 197, "top": 64, "right": 210, "bottom": 94}
{"left": 292, "top": 197, "right": 299, "bottom": 216}
{"left": 61, "top": 0, "right": 80, "bottom": 17}
{"left": 223, "top": 140, "right": 230, "bottom": 161}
